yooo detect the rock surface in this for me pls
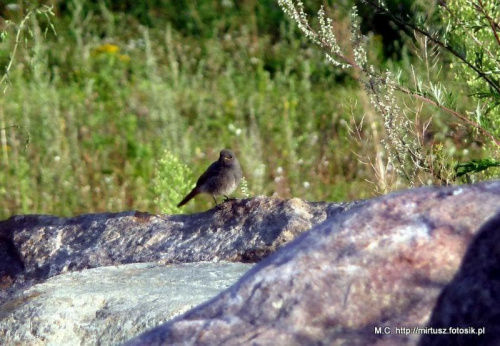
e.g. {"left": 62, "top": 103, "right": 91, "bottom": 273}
{"left": 0, "top": 197, "right": 355, "bottom": 302}
{"left": 0, "top": 261, "right": 252, "bottom": 345}
{"left": 420, "top": 211, "right": 500, "bottom": 345}
{"left": 2, "top": 182, "right": 500, "bottom": 345}
{"left": 127, "top": 181, "right": 500, "bottom": 345}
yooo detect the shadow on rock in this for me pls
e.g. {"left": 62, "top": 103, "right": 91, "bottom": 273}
{"left": 420, "top": 211, "right": 500, "bottom": 346}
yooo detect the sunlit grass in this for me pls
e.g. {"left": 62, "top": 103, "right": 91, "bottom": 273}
{"left": 0, "top": 1, "right": 467, "bottom": 217}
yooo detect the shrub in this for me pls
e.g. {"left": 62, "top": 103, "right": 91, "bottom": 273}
{"left": 278, "top": 0, "right": 500, "bottom": 191}
{"left": 153, "top": 150, "right": 193, "bottom": 214}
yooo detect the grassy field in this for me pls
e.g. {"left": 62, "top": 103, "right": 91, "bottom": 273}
{"left": 0, "top": 0, "right": 489, "bottom": 217}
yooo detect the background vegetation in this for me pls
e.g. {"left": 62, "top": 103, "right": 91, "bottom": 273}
{"left": 0, "top": 0, "right": 497, "bottom": 217}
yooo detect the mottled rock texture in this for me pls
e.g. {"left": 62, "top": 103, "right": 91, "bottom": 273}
{"left": 420, "top": 211, "right": 500, "bottom": 346}
{"left": 2, "top": 182, "right": 500, "bottom": 346}
{"left": 0, "top": 197, "right": 354, "bottom": 302}
{"left": 0, "top": 262, "right": 252, "bottom": 345}
{"left": 128, "top": 181, "right": 500, "bottom": 346}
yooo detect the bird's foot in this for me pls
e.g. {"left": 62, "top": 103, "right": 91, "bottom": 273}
{"left": 223, "top": 195, "right": 236, "bottom": 202}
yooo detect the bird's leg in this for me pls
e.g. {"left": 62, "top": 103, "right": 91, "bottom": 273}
{"left": 223, "top": 195, "right": 236, "bottom": 202}
{"left": 213, "top": 195, "right": 224, "bottom": 211}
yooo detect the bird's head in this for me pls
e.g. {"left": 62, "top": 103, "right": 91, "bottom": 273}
{"left": 219, "top": 149, "right": 236, "bottom": 165}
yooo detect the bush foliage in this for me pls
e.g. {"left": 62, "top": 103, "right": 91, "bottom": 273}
{"left": 0, "top": 0, "right": 497, "bottom": 217}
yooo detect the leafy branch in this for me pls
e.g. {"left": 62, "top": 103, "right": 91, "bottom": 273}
{"left": 279, "top": 0, "right": 499, "bottom": 147}
{"left": 363, "top": 0, "right": 500, "bottom": 97}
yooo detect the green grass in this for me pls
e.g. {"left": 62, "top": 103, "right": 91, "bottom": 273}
{"left": 0, "top": 0, "right": 486, "bottom": 217}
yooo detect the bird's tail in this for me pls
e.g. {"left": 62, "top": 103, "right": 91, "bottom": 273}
{"left": 177, "top": 188, "right": 199, "bottom": 207}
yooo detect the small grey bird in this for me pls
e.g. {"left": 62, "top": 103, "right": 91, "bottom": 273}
{"left": 177, "top": 149, "right": 243, "bottom": 207}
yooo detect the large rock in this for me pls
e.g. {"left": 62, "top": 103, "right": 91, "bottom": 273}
{"left": 0, "top": 261, "right": 252, "bottom": 345}
{"left": 127, "top": 181, "right": 500, "bottom": 345}
{"left": 0, "top": 197, "right": 355, "bottom": 302}
{"left": 2, "top": 181, "right": 500, "bottom": 345}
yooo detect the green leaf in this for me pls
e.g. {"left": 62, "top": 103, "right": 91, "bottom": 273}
{"left": 455, "top": 159, "right": 500, "bottom": 177}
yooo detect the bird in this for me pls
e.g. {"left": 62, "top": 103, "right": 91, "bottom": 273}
{"left": 177, "top": 149, "right": 243, "bottom": 207}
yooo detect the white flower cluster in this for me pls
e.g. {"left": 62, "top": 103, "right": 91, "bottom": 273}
{"left": 368, "top": 71, "right": 424, "bottom": 186}
{"left": 318, "top": 6, "right": 348, "bottom": 68}
{"left": 277, "top": 0, "right": 318, "bottom": 43}
{"left": 350, "top": 6, "right": 367, "bottom": 69}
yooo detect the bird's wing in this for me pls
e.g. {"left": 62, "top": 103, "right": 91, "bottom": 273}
{"left": 195, "top": 161, "right": 220, "bottom": 187}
